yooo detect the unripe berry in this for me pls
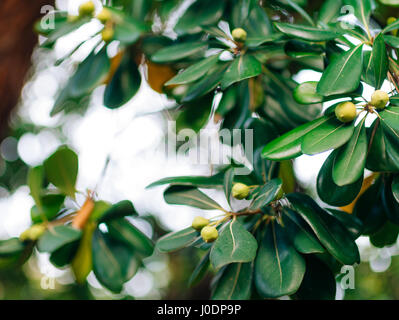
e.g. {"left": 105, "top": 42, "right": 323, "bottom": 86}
{"left": 335, "top": 101, "right": 357, "bottom": 123}
{"left": 387, "top": 17, "right": 397, "bottom": 25}
{"left": 97, "top": 8, "right": 112, "bottom": 24}
{"left": 201, "top": 226, "right": 218, "bottom": 243}
{"left": 67, "top": 15, "right": 79, "bottom": 23}
{"left": 191, "top": 216, "right": 210, "bottom": 231}
{"left": 79, "top": 1, "right": 95, "bottom": 17}
{"left": 232, "top": 183, "right": 250, "bottom": 200}
{"left": 20, "top": 224, "right": 46, "bottom": 242}
{"left": 232, "top": 28, "right": 247, "bottom": 42}
{"left": 101, "top": 27, "right": 114, "bottom": 42}
{"left": 370, "top": 90, "right": 389, "bottom": 110}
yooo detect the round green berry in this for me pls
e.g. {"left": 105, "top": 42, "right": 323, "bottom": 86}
{"left": 335, "top": 101, "right": 357, "bottom": 123}
{"left": 232, "top": 183, "right": 250, "bottom": 200}
{"left": 192, "top": 216, "right": 210, "bottom": 231}
{"left": 232, "top": 28, "right": 247, "bottom": 42}
{"left": 201, "top": 226, "right": 218, "bottom": 243}
{"left": 370, "top": 90, "right": 389, "bottom": 110}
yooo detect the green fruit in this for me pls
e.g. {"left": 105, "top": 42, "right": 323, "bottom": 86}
{"left": 192, "top": 216, "right": 210, "bottom": 231}
{"left": 79, "top": 1, "right": 95, "bottom": 17}
{"left": 232, "top": 28, "right": 247, "bottom": 42}
{"left": 97, "top": 8, "right": 112, "bottom": 24}
{"left": 20, "top": 224, "right": 46, "bottom": 242}
{"left": 370, "top": 90, "right": 389, "bottom": 110}
{"left": 201, "top": 226, "right": 218, "bottom": 243}
{"left": 334, "top": 101, "right": 357, "bottom": 123}
{"left": 232, "top": 183, "right": 250, "bottom": 200}
{"left": 67, "top": 15, "right": 79, "bottom": 23}
{"left": 101, "top": 27, "right": 114, "bottom": 42}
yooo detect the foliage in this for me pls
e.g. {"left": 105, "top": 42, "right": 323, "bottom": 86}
{"left": 3, "top": 0, "right": 399, "bottom": 299}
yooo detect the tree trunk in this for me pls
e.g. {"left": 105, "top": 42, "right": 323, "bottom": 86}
{"left": 0, "top": 0, "right": 54, "bottom": 139}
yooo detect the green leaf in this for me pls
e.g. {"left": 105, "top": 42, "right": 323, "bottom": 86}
{"left": 212, "top": 262, "right": 253, "bottom": 300}
{"left": 287, "top": 193, "right": 360, "bottom": 265}
{"left": 381, "top": 178, "right": 399, "bottom": 224}
{"left": 254, "top": 221, "right": 305, "bottom": 298}
{"left": 274, "top": 22, "right": 340, "bottom": 41}
{"left": 327, "top": 209, "right": 364, "bottom": 240}
{"left": 43, "top": 146, "right": 78, "bottom": 198}
{"left": 372, "top": 33, "right": 388, "bottom": 89}
{"left": 382, "top": 18, "right": 399, "bottom": 33}
{"left": 69, "top": 48, "right": 110, "bottom": 98}
{"left": 31, "top": 194, "right": 65, "bottom": 223}
{"left": 37, "top": 226, "right": 82, "bottom": 253}
{"left": 392, "top": 175, "right": 399, "bottom": 203}
{"left": 174, "top": 0, "right": 225, "bottom": 35}
{"left": 283, "top": 208, "right": 325, "bottom": 254}
{"left": 92, "top": 229, "right": 138, "bottom": 293}
{"left": 104, "top": 54, "right": 141, "bottom": 109}
{"left": 71, "top": 222, "right": 96, "bottom": 284}
{"left": 346, "top": 0, "right": 374, "bottom": 30}
{"left": 285, "top": 41, "right": 324, "bottom": 59}
{"left": 223, "top": 168, "right": 234, "bottom": 207}
{"left": 293, "top": 82, "right": 324, "bottom": 104}
{"left": 220, "top": 55, "right": 262, "bottom": 89}
{"left": 301, "top": 118, "right": 354, "bottom": 155}
{"left": 27, "top": 166, "right": 45, "bottom": 209}
{"left": 97, "top": 200, "right": 137, "bottom": 222}
{"left": 188, "top": 251, "right": 210, "bottom": 287}
{"left": 0, "top": 238, "right": 25, "bottom": 257}
{"left": 379, "top": 106, "right": 399, "bottom": 132}
{"left": 317, "top": 44, "right": 363, "bottom": 96}
{"left": 366, "top": 119, "right": 399, "bottom": 171}
{"left": 106, "top": 218, "right": 154, "bottom": 257}
{"left": 369, "top": 221, "right": 399, "bottom": 248}
{"left": 332, "top": 119, "right": 367, "bottom": 186}
{"left": 151, "top": 42, "right": 208, "bottom": 63}
{"left": 156, "top": 227, "right": 199, "bottom": 253}
{"left": 318, "top": 0, "right": 343, "bottom": 24}
{"left": 49, "top": 240, "right": 80, "bottom": 268}
{"left": 295, "top": 255, "right": 336, "bottom": 300}
{"left": 89, "top": 200, "right": 112, "bottom": 221}
{"left": 210, "top": 219, "right": 258, "bottom": 269}
{"left": 113, "top": 16, "right": 146, "bottom": 44}
{"left": 146, "top": 172, "right": 224, "bottom": 188}
{"left": 317, "top": 150, "right": 363, "bottom": 206}
{"left": 353, "top": 176, "right": 386, "bottom": 235}
{"left": 163, "top": 185, "right": 223, "bottom": 210}
{"left": 165, "top": 54, "right": 221, "bottom": 86}
{"left": 384, "top": 35, "right": 399, "bottom": 48}
{"left": 262, "top": 115, "right": 332, "bottom": 160}
{"left": 248, "top": 179, "right": 282, "bottom": 210}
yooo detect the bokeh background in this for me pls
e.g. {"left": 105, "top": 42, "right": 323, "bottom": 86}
{"left": 1, "top": 0, "right": 399, "bottom": 299}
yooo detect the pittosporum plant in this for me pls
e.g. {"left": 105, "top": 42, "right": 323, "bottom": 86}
{"left": 1, "top": 0, "right": 399, "bottom": 299}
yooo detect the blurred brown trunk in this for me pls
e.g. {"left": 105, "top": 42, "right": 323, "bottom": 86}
{"left": 0, "top": 0, "right": 54, "bottom": 139}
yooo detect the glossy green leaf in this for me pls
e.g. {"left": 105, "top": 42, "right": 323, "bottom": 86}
{"left": 43, "top": 146, "right": 78, "bottom": 198}
{"left": 248, "top": 179, "right": 282, "bottom": 210}
{"left": 156, "top": 227, "right": 199, "bottom": 253}
{"left": 163, "top": 185, "right": 223, "bottom": 210}
{"left": 97, "top": 200, "right": 137, "bottom": 222}
{"left": 92, "top": 229, "right": 138, "bottom": 293}
{"left": 151, "top": 42, "right": 207, "bottom": 63}
{"left": 113, "top": 16, "right": 146, "bottom": 44}
{"left": 254, "top": 221, "right": 305, "bottom": 298}
{"left": 287, "top": 193, "right": 360, "bottom": 265}
{"left": 49, "top": 239, "right": 80, "bottom": 268}
{"left": 220, "top": 55, "right": 262, "bottom": 89}
{"left": 106, "top": 218, "right": 154, "bottom": 257}
{"left": 27, "top": 166, "right": 45, "bottom": 209}
{"left": 301, "top": 118, "right": 354, "bottom": 155}
{"left": 293, "top": 81, "right": 324, "bottom": 104}
{"left": 346, "top": 0, "right": 373, "bottom": 29}
{"left": 262, "top": 115, "right": 332, "bottom": 160}
{"left": 212, "top": 262, "right": 253, "bottom": 300}
{"left": 318, "top": 0, "right": 343, "bottom": 24}
{"left": 381, "top": 178, "right": 399, "bottom": 224}
{"left": 224, "top": 168, "right": 234, "bottom": 207}
{"left": 392, "top": 175, "right": 399, "bottom": 203}
{"left": 283, "top": 208, "right": 325, "bottom": 254}
{"left": 165, "top": 54, "right": 220, "bottom": 86}
{"left": 372, "top": 33, "right": 388, "bottom": 89}
{"left": 274, "top": 22, "right": 340, "bottom": 41}
{"left": 104, "top": 55, "right": 141, "bottom": 109}
{"left": 188, "top": 251, "right": 210, "bottom": 287}
{"left": 326, "top": 209, "right": 363, "bottom": 240}
{"left": 146, "top": 172, "right": 224, "bottom": 188}
{"left": 69, "top": 48, "right": 110, "bottom": 98}
{"left": 369, "top": 221, "right": 399, "bottom": 248}
{"left": 317, "top": 150, "right": 363, "bottom": 206}
{"left": 37, "top": 226, "right": 82, "bottom": 253}
{"left": 210, "top": 219, "right": 258, "bottom": 269}
{"left": 317, "top": 44, "right": 363, "bottom": 96}
{"left": 31, "top": 194, "right": 65, "bottom": 223}
{"left": 174, "top": 0, "right": 225, "bottom": 35}
{"left": 382, "top": 18, "right": 399, "bottom": 33}
{"left": 285, "top": 41, "right": 324, "bottom": 59}
{"left": 353, "top": 176, "right": 386, "bottom": 235}
{"left": 332, "top": 119, "right": 367, "bottom": 186}
{"left": 384, "top": 35, "right": 399, "bottom": 48}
